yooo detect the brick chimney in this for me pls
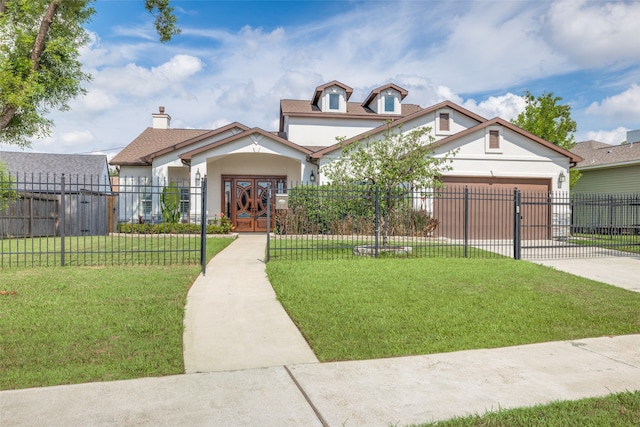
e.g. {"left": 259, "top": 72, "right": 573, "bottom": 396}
{"left": 152, "top": 106, "right": 171, "bottom": 129}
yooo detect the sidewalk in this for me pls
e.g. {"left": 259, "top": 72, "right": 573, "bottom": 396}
{"left": 182, "top": 234, "right": 318, "bottom": 373}
{"left": 2, "top": 235, "right": 640, "bottom": 426}
{"left": 2, "top": 335, "right": 639, "bottom": 426}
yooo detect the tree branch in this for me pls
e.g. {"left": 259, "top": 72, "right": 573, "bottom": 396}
{"left": 32, "top": 0, "right": 61, "bottom": 71}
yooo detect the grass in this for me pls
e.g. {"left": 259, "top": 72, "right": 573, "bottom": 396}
{"left": 0, "top": 234, "right": 217, "bottom": 267}
{"left": 268, "top": 236, "right": 502, "bottom": 261}
{"left": 0, "top": 237, "right": 234, "bottom": 390}
{"left": 266, "top": 257, "right": 640, "bottom": 362}
{"left": 567, "top": 233, "right": 640, "bottom": 254}
{"left": 412, "top": 390, "right": 640, "bottom": 426}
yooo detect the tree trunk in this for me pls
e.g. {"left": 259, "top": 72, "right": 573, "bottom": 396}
{"left": 0, "top": 0, "right": 60, "bottom": 131}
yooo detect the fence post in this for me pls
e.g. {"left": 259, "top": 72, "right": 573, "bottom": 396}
{"left": 464, "top": 186, "right": 469, "bottom": 258}
{"left": 374, "top": 185, "right": 379, "bottom": 258}
{"left": 513, "top": 189, "right": 521, "bottom": 260}
{"left": 60, "top": 174, "right": 66, "bottom": 266}
{"left": 266, "top": 182, "right": 271, "bottom": 262}
{"left": 200, "top": 175, "right": 207, "bottom": 275}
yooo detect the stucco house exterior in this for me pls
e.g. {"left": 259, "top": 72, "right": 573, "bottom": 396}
{"left": 571, "top": 131, "right": 640, "bottom": 195}
{"left": 110, "top": 81, "right": 580, "bottom": 233}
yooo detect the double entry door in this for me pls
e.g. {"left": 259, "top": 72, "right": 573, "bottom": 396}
{"left": 223, "top": 176, "right": 286, "bottom": 232}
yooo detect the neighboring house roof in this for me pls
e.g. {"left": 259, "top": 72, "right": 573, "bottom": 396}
{"left": 362, "top": 83, "right": 409, "bottom": 107}
{"left": 0, "top": 151, "right": 111, "bottom": 192}
{"left": 0, "top": 151, "right": 109, "bottom": 178}
{"left": 179, "top": 127, "right": 314, "bottom": 161}
{"left": 110, "top": 128, "right": 212, "bottom": 166}
{"left": 310, "top": 100, "right": 488, "bottom": 159}
{"left": 572, "top": 140, "right": 640, "bottom": 169}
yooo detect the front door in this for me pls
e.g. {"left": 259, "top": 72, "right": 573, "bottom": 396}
{"left": 224, "top": 176, "right": 286, "bottom": 232}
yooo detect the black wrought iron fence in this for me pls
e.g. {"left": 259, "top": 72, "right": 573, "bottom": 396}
{"left": 0, "top": 174, "right": 210, "bottom": 270}
{"left": 266, "top": 183, "right": 640, "bottom": 261}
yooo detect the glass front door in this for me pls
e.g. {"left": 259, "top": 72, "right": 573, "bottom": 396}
{"left": 223, "top": 176, "right": 286, "bottom": 232}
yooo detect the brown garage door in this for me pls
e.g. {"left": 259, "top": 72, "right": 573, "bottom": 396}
{"left": 434, "top": 176, "right": 551, "bottom": 240}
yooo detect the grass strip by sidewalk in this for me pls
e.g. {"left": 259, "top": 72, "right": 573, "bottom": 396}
{"left": 266, "top": 257, "right": 640, "bottom": 362}
{"left": 0, "top": 237, "right": 234, "bottom": 391}
{"left": 412, "top": 389, "right": 640, "bottom": 427}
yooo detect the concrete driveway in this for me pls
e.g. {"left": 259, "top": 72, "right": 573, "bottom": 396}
{"left": 533, "top": 256, "right": 640, "bottom": 293}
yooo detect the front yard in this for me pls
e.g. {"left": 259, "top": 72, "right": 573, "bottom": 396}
{"left": 266, "top": 257, "right": 640, "bottom": 362}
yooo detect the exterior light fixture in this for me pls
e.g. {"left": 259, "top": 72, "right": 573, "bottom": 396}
{"left": 559, "top": 171, "right": 566, "bottom": 183}
{"left": 195, "top": 169, "right": 201, "bottom": 185}
{"left": 309, "top": 170, "right": 316, "bottom": 182}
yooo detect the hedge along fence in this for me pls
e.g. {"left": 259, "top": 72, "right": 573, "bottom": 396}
{"left": 274, "top": 184, "right": 438, "bottom": 237}
{"left": 118, "top": 215, "right": 233, "bottom": 235}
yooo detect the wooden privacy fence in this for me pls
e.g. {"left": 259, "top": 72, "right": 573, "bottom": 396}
{"left": 0, "top": 191, "right": 115, "bottom": 238}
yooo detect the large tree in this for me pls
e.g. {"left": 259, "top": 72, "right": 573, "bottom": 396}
{"left": 0, "top": 0, "right": 180, "bottom": 147}
{"left": 322, "top": 123, "right": 456, "bottom": 245}
{"left": 511, "top": 90, "right": 580, "bottom": 187}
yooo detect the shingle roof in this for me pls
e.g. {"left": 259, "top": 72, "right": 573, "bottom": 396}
{"left": 0, "top": 151, "right": 108, "bottom": 178}
{"left": 0, "top": 151, "right": 111, "bottom": 192}
{"left": 280, "top": 99, "right": 422, "bottom": 118}
{"left": 109, "top": 128, "right": 211, "bottom": 166}
{"left": 572, "top": 140, "right": 640, "bottom": 168}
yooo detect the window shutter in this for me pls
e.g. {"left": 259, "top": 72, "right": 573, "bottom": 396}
{"left": 439, "top": 113, "right": 450, "bottom": 131}
{"left": 489, "top": 130, "right": 500, "bottom": 149}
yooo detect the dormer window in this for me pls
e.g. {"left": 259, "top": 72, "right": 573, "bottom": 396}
{"left": 329, "top": 93, "right": 340, "bottom": 110}
{"left": 384, "top": 95, "right": 395, "bottom": 112}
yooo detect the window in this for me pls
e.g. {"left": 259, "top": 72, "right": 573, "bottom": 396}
{"left": 489, "top": 130, "right": 500, "bottom": 149}
{"left": 329, "top": 93, "right": 339, "bottom": 110}
{"left": 141, "top": 192, "right": 152, "bottom": 215}
{"left": 384, "top": 95, "right": 395, "bottom": 112}
{"left": 439, "top": 113, "right": 450, "bottom": 131}
{"left": 180, "top": 187, "right": 190, "bottom": 216}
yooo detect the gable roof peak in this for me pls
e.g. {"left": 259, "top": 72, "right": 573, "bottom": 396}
{"left": 312, "top": 80, "right": 354, "bottom": 105}
{"left": 363, "top": 83, "right": 409, "bottom": 107}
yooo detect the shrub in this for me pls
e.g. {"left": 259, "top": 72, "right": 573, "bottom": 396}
{"left": 118, "top": 214, "right": 233, "bottom": 235}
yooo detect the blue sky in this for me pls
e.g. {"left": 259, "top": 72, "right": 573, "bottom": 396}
{"left": 7, "top": 0, "right": 640, "bottom": 157}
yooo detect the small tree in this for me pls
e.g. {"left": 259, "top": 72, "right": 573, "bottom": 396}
{"left": 321, "top": 123, "right": 456, "bottom": 245}
{"left": 160, "top": 182, "right": 181, "bottom": 223}
{"left": 511, "top": 90, "right": 580, "bottom": 187}
{"left": 0, "top": 162, "right": 18, "bottom": 211}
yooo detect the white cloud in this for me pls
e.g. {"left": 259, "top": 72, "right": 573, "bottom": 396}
{"left": 60, "top": 130, "right": 95, "bottom": 145}
{"left": 463, "top": 94, "right": 527, "bottom": 121}
{"left": 92, "top": 54, "right": 204, "bottom": 97}
{"left": 584, "top": 127, "right": 629, "bottom": 145}
{"left": 544, "top": 0, "right": 640, "bottom": 68}
{"left": 74, "top": 89, "right": 119, "bottom": 112}
{"left": 586, "top": 84, "right": 640, "bottom": 120}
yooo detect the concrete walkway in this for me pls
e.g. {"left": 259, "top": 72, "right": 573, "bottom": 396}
{"left": 2, "top": 235, "right": 640, "bottom": 426}
{"left": 183, "top": 234, "right": 318, "bottom": 373}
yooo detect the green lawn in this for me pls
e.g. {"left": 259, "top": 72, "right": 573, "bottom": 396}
{"left": 413, "top": 390, "right": 640, "bottom": 426}
{"left": 567, "top": 233, "right": 640, "bottom": 254}
{"left": 1, "top": 235, "right": 214, "bottom": 267}
{"left": 0, "top": 237, "right": 234, "bottom": 390}
{"left": 266, "top": 257, "right": 640, "bottom": 362}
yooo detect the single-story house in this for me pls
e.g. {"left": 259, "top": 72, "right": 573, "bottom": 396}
{"left": 571, "top": 132, "right": 640, "bottom": 194}
{"left": 110, "top": 81, "right": 581, "bottom": 233}
{"left": 0, "top": 151, "right": 112, "bottom": 236}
